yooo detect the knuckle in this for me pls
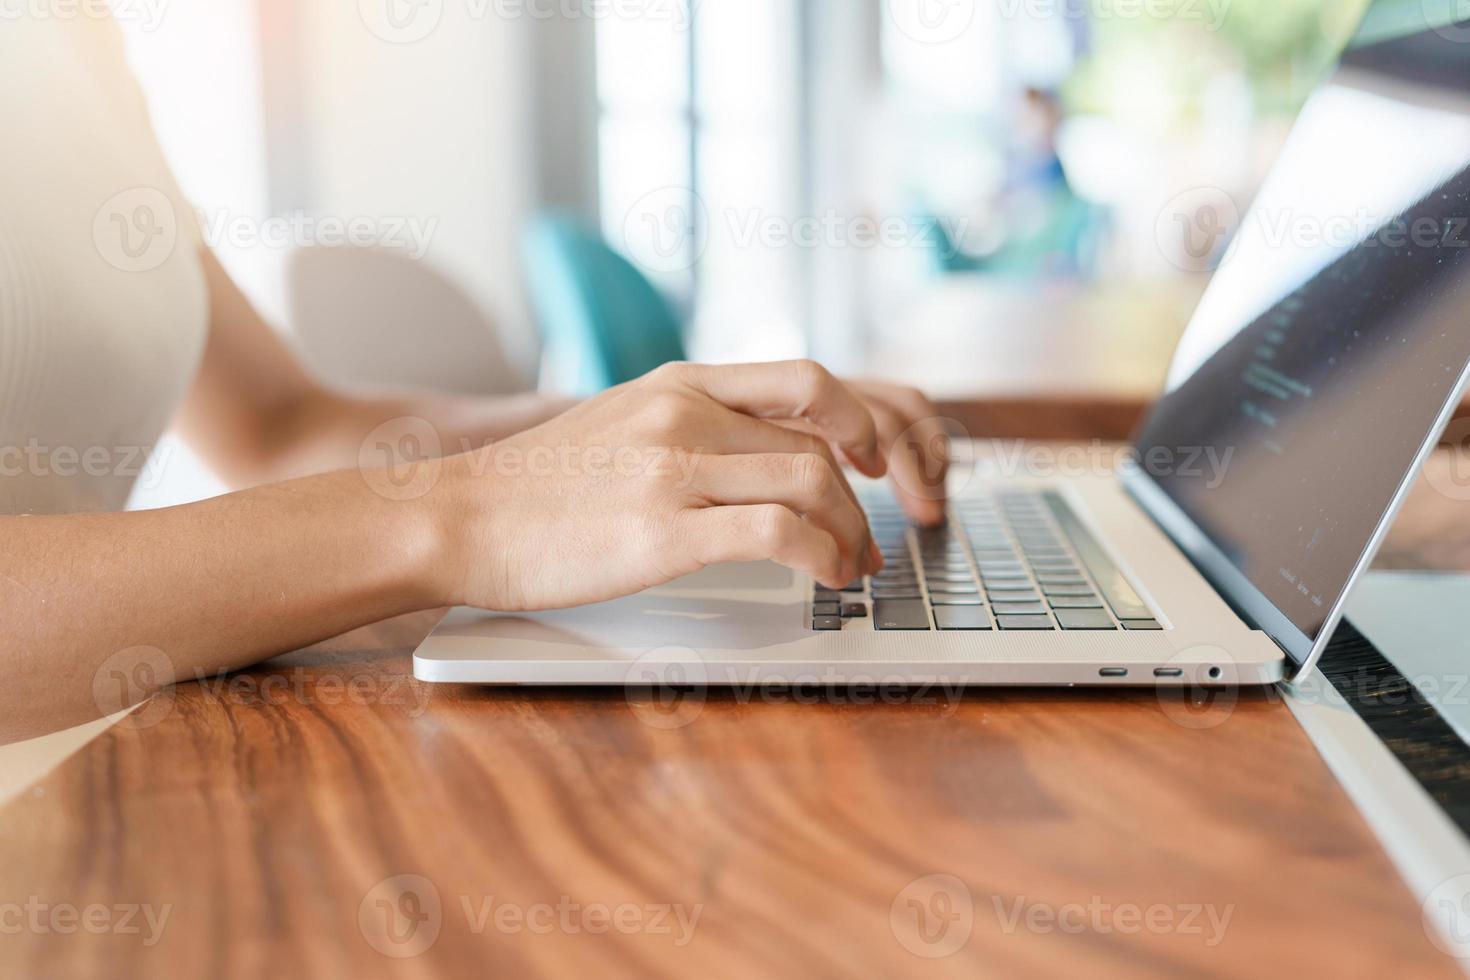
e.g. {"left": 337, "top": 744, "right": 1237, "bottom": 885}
{"left": 647, "top": 361, "right": 688, "bottom": 384}
{"left": 639, "top": 390, "right": 693, "bottom": 435}
{"left": 800, "top": 432, "right": 835, "bottom": 462}
{"left": 753, "top": 505, "right": 796, "bottom": 549}
{"left": 791, "top": 359, "right": 831, "bottom": 398}
{"left": 791, "top": 453, "right": 835, "bottom": 500}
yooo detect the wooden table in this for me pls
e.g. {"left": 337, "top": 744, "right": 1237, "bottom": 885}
{"left": 2, "top": 452, "right": 1467, "bottom": 979}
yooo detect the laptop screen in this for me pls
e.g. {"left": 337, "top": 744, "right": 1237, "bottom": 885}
{"left": 1131, "top": 4, "right": 1470, "bottom": 655}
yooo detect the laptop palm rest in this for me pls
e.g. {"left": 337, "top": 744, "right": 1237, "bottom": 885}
{"left": 432, "top": 562, "right": 809, "bottom": 655}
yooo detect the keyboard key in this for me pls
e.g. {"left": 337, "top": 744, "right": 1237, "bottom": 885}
{"left": 930, "top": 585, "right": 981, "bottom": 596}
{"left": 1049, "top": 596, "right": 1103, "bottom": 609}
{"left": 1030, "top": 561, "right": 1078, "bottom": 572}
{"left": 1043, "top": 585, "right": 1095, "bottom": 597}
{"left": 872, "top": 576, "right": 919, "bottom": 588}
{"left": 814, "top": 590, "right": 839, "bottom": 603}
{"left": 873, "top": 599, "right": 932, "bottom": 631}
{"left": 841, "top": 603, "right": 868, "bottom": 618}
{"left": 872, "top": 587, "right": 922, "bottom": 599}
{"left": 987, "top": 590, "right": 1039, "bottom": 603}
{"left": 997, "top": 615, "right": 1055, "bottom": 630}
{"left": 840, "top": 579, "right": 867, "bottom": 593}
{"left": 812, "top": 601, "right": 840, "bottom": 617}
{"left": 1036, "top": 575, "right": 1087, "bottom": 586}
{"left": 982, "top": 570, "right": 1029, "bottom": 581}
{"left": 935, "top": 607, "right": 993, "bottom": 630}
{"left": 978, "top": 562, "right": 1024, "bottom": 574}
{"left": 1122, "top": 619, "right": 1163, "bottom": 631}
{"left": 992, "top": 601, "right": 1048, "bottom": 616}
{"left": 812, "top": 616, "right": 843, "bottom": 631}
{"left": 1056, "top": 609, "right": 1116, "bottom": 631}
{"left": 1042, "top": 492, "right": 1155, "bottom": 621}
{"left": 932, "top": 597, "right": 985, "bottom": 606}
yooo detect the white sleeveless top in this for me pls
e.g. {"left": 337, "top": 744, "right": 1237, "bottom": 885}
{"left": 0, "top": 13, "right": 207, "bottom": 515}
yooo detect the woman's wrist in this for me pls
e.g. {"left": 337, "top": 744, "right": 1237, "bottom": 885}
{"left": 417, "top": 447, "right": 501, "bottom": 609}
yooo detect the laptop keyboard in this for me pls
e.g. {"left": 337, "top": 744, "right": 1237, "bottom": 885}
{"left": 811, "top": 489, "right": 1163, "bottom": 632}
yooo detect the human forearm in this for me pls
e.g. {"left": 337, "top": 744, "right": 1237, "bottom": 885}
{"left": 180, "top": 247, "right": 580, "bottom": 489}
{"left": 225, "top": 388, "right": 580, "bottom": 488}
{"left": 3, "top": 468, "right": 450, "bottom": 743}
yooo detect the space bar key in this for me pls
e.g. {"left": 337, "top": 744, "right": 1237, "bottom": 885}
{"left": 873, "top": 599, "right": 932, "bottom": 631}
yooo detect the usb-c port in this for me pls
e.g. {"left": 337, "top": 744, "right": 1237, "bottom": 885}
{"left": 1099, "top": 668, "right": 1127, "bottom": 678}
{"left": 1153, "top": 668, "right": 1183, "bottom": 678}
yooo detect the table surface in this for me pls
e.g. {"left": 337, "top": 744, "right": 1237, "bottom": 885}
{"left": 2, "top": 451, "right": 1467, "bottom": 979}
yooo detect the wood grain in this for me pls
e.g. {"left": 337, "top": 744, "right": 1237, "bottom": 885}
{"left": 2, "top": 456, "right": 1468, "bottom": 979}
{"left": 935, "top": 397, "right": 1147, "bottom": 443}
{"left": 933, "top": 397, "right": 1470, "bottom": 443}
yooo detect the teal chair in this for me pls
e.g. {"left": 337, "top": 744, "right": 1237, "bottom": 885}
{"left": 522, "top": 213, "right": 688, "bottom": 394}
{"left": 920, "top": 190, "right": 1105, "bottom": 280}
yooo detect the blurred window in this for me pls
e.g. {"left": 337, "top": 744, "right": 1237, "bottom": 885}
{"left": 596, "top": 0, "right": 804, "bottom": 362}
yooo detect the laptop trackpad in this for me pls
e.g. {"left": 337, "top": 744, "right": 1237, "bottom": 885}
{"left": 647, "top": 560, "right": 796, "bottom": 595}
{"left": 436, "top": 562, "right": 808, "bottom": 652}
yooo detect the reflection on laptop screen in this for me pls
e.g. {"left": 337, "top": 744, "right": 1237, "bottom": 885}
{"left": 1133, "top": 9, "right": 1470, "bottom": 644}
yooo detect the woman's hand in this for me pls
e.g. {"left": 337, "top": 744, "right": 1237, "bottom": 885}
{"left": 438, "top": 361, "right": 948, "bottom": 612}
{"left": 839, "top": 380, "right": 952, "bottom": 527}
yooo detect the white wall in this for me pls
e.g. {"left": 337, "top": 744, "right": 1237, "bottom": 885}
{"left": 118, "top": 0, "right": 264, "bottom": 508}
{"left": 294, "top": 0, "right": 544, "bottom": 382}
{"left": 118, "top": 0, "right": 270, "bottom": 250}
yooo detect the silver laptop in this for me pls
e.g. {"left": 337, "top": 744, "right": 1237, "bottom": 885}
{"left": 415, "top": 9, "right": 1470, "bottom": 689}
